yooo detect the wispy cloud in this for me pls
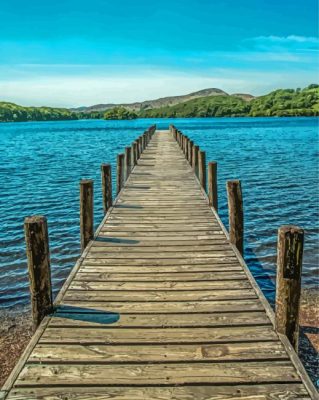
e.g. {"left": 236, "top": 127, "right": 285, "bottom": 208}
{"left": 243, "top": 35, "right": 319, "bottom": 52}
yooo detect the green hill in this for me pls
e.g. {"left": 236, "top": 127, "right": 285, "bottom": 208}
{"left": 139, "top": 85, "right": 319, "bottom": 118}
{"left": 0, "top": 102, "right": 78, "bottom": 123}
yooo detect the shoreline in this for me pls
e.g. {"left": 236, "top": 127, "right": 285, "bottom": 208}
{"left": 0, "top": 288, "right": 318, "bottom": 389}
{"left": 0, "top": 115, "right": 319, "bottom": 124}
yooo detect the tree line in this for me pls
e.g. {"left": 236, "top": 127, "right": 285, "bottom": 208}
{"left": 1, "top": 85, "right": 318, "bottom": 123}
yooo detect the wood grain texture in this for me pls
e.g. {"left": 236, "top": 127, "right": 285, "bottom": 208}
{"left": 6, "top": 385, "right": 310, "bottom": 400}
{"left": 79, "top": 179, "right": 94, "bottom": 252}
{"left": 24, "top": 216, "right": 53, "bottom": 331}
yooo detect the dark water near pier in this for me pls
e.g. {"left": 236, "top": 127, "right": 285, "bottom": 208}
{"left": 0, "top": 117, "right": 318, "bottom": 309}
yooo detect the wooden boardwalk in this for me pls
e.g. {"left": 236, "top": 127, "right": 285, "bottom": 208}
{"left": 2, "top": 130, "right": 316, "bottom": 399}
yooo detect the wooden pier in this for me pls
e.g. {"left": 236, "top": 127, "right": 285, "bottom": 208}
{"left": 1, "top": 127, "right": 317, "bottom": 399}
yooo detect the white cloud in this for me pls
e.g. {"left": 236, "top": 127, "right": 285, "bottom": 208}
{"left": 244, "top": 35, "right": 319, "bottom": 52}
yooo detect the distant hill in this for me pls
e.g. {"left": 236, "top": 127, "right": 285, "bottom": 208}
{"left": 139, "top": 85, "right": 319, "bottom": 118}
{"left": 71, "top": 88, "right": 234, "bottom": 113}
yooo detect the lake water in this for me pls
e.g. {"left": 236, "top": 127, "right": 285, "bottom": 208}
{"left": 0, "top": 117, "right": 318, "bottom": 309}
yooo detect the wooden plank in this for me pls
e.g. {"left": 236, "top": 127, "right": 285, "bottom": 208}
{"left": 29, "top": 341, "right": 286, "bottom": 363}
{"left": 89, "top": 244, "right": 231, "bottom": 252}
{"left": 59, "top": 299, "right": 265, "bottom": 313}
{"left": 63, "top": 288, "right": 257, "bottom": 302}
{"left": 5, "top": 384, "right": 311, "bottom": 400}
{"left": 15, "top": 361, "right": 300, "bottom": 386}
{"left": 81, "top": 258, "right": 239, "bottom": 265}
{"left": 74, "top": 271, "right": 247, "bottom": 281}
{"left": 39, "top": 325, "right": 278, "bottom": 344}
{"left": 79, "top": 265, "right": 243, "bottom": 273}
{"left": 48, "top": 311, "right": 271, "bottom": 328}
{"left": 69, "top": 280, "right": 252, "bottom": 291}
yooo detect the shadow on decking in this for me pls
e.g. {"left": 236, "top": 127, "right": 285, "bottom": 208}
{"left": 125, "top": 185, "right": 151, "bottom": 190}
{"left": 94, "top": 237, "right": 140, "bottom": 244}
{"left": 52, "top": 305, "right": 120, "bottom": 325}
{"left": 114, "top": 204, "right": 144, "bottom": 209}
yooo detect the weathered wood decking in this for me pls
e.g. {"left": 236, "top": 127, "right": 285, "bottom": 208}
{"left": 2, "top": 130, "right": 316, "bottom": 399}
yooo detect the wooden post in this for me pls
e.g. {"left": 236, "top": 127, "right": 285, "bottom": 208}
{"left": 226, "top": 180, "right": 243, "bottom": 255}
{"left": 131, "top": 142, "right": 136, "bottom": 167}
{"left": 188, "top": 140, "right": 193, "bottom": 165}
{"left": 139, "top": 136, "right": 143, "bottom": 154}
{"left": 208, "top": 161, "right": 218, "bottom": 211}
{"left": 24, "top": 215, "right": 53, "bottom": 330}
{"left": 135, "top": 140, "right": 140, "bottom": 160}
{"left": 101, "top": 163, "right": 112, "bottom": 215}
{"left": 117, "top": 153, "right": 124, "bottom": 194}
{"left": 192, "top": 145, "right": 199, "bottom": 174}
{"left": 80, "top": 179, "right": 94, "bottom": 252}
{"left": 125, "top": 147, "right": 131, "bottom": 180}
{"left": 198, "top": 150, "right": 206, "bottom": 191}
{"left": 185, "top": 137, "right": 189, "bottom": 159}
{"left": 276, "top": 226, "right": 304, "bottom": 350}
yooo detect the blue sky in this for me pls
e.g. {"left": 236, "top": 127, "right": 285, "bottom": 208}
{"left": 0, "top": 0, "right": 318, "bottom": 107}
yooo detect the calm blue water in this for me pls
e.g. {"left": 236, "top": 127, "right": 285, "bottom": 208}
{"left": 0, "top": 117, "right": 318, "bottom": 309}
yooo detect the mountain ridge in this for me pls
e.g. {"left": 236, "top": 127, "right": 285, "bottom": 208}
{"left": 71, "top": 88, "right": 254, "bottom": 113}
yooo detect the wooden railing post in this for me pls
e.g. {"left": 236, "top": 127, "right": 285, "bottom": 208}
{"left": 192, "top": 145, "right": 199, "bottom": 175}
{"left": 143, "top": 133, "right": 146, "bottom": 150}
{"left": 131, "top": 142, "right": 136, "bottom": 167}
{"left": 185, "top": 137, "right": 189, "bottom": 159}
{"left": 135, "top": 140, "right": 140, "bottom": 160}
{"left": 117, "top": 153, "right": 124, "bottom": 194}
{"left": 208, "top": 161, "right": 218, "bottom": 211}
{"left": 125, "top": 146, "right": 131, "bottom": 180}
{"left": 198, "top": 150, "right": 206, "bottom": 190}
{"left": 80, "top": 179, "right": 94, "bottom": 252}
{"left": 276, "top": 226, "right": 304, "bottom": 350}
{"left": 24, "top": 215, "right": 53, "bottom": 330}
{"left": 188, "top": 140, "right": 193, "bottom": 165}
{"left": 101, "top": 163, "right": 112, "bottom": 215}
{"left": 226, "top": 180, "right": 243, "bottom": 255}
{"left": 139, "top": 136, "right": 143, "bottom": 154}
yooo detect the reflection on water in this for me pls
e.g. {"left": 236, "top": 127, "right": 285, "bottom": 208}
{"left": 0, "top": 117, "right": 318, "bottom": 308}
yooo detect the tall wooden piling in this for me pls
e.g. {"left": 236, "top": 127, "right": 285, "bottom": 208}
{"left": 276, "top": 225, "right": 304, "bottom": 350}
{"left": 101, "top": 163, "right": 112, "bottom": 215}
{"left": 192, "top": 145, "right": 199, "bottom": 175}
{"left": 80, "top": 179, "right": 94, "bottom": 252}
{"left": 188, "top": 140, "right": 193, "bottom": 165}
{"left": 131, "top": 142, "right": 136, "bottom": 166}
{"left": 198, "top": 150, "right": 206, "bottom": 191}
{"left": 117, "top": 153, "right": 124, "bottom": 194}
{"left": 125, "top": 147, "right": 131, "bottom": 180}
{"left": 139, "top": 136, "right": 143, "bottom": 154}
{"left": 208, "top": 161, "right": 218, "bottom": 211}
{"left": 24, "top": 215, "right": 53, "bottom": 331}
{"left": 226, "top": 180, "right": 243, "bottom": 255}
{"left": 135, "top": 140, "right": 140, "bottom": 161}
